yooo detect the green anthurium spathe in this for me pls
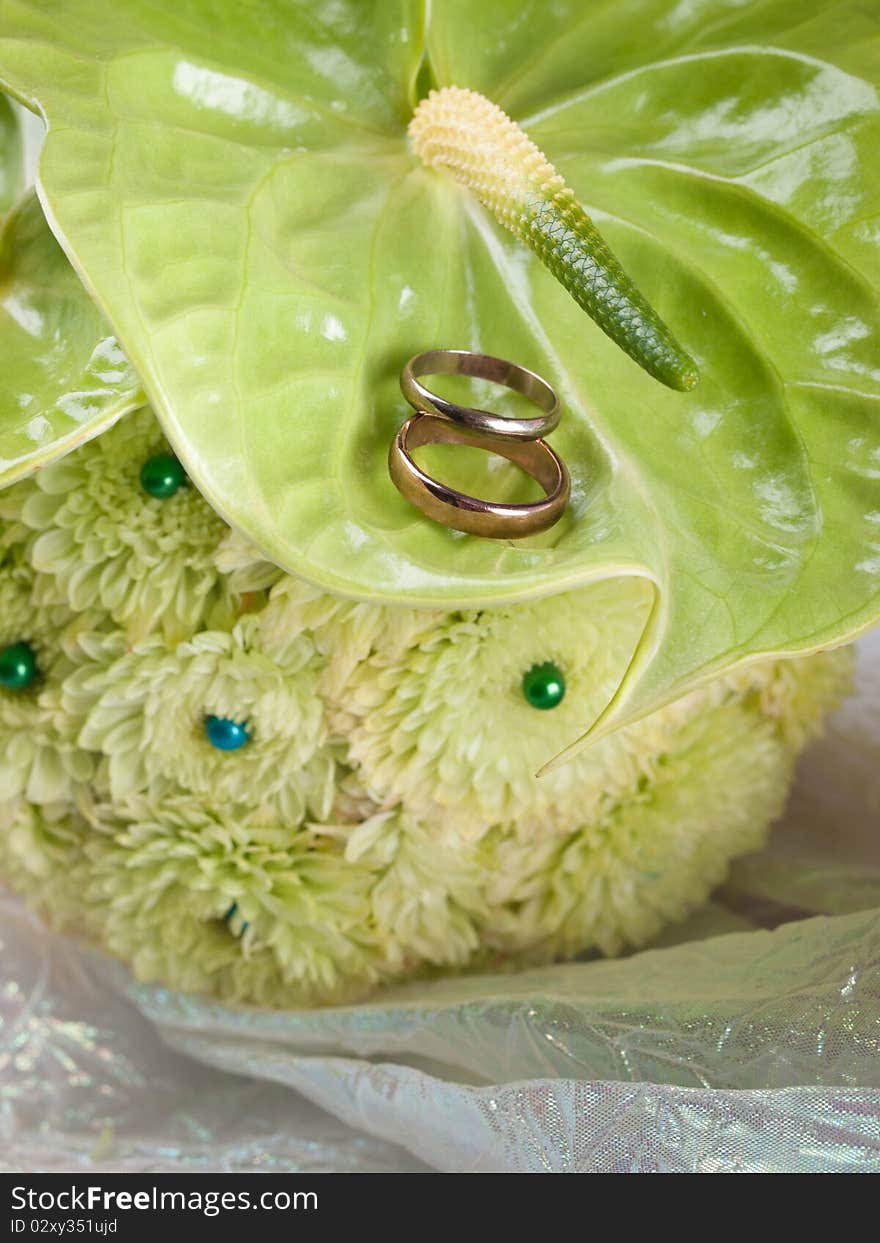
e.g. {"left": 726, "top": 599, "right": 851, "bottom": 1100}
{"left": 0, "top": 0, "right": 879, "bottom": 761}
{"left": 0, "top": 190, "right": 144, "bottom": 484}
{"left": 0, "top": 102, "right": 142, "bottom": 482}
{"left": 0, "top": 93, "right": 21, "bottom": 213}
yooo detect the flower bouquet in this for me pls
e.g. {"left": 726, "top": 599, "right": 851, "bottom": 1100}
{"left": 0, "top": 0, "right": 878, "bottom": 1039}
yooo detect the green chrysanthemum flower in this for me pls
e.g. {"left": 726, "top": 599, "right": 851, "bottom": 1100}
{"left": 0, "top": 798, "right": 93, "bottom": 930}
{"left": 482, "top": 696, "right": 799, "bottom": 960}
{"left": 79, "top": 790, "right": 384, "bottom": 1006}
{"left": 722, "top": 650, "right": 855, "bottom": 751}
{"left": 309, "top": 577, "right": 852, "bottom": 842}
{"left": 341, "top": 812, "right": 490, "bottom": 970}
{"left": 214, "top": 528, "right": 284, "bottom": 596}
{"left": 260, "top": 574, "right": 435, "bottom": 701}
{"left": 64, "top": 616, "right": 338, "bottom": 822}
{"left": 4, "top": 408, "right": 237, "bottom": 643}
{"left": 0, "top": 502, "right": 29, "bottom": 562}
{"left": 312, "top": 579, "right": 655, "bottom": 838}
{"left": 0, "top": 617, "right": 852, "bottom": 1008}
{"left": 0, "top": 559, "right": 97, "bottom": 803}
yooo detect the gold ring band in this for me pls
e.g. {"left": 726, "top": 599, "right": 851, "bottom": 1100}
{"left": 400, "top": 349, "right": 561, "bottom": 440}
{"left": 388, "top": 412, "right": 570, "bottom": 539}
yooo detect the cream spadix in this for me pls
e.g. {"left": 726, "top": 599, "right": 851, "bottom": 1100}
{"left": 409, "top": 86, "right": 700, "bottom": 392}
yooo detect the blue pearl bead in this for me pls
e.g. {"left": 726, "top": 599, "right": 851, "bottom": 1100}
{"left": 204, "top": 714, "right": 251, "bottom": 751}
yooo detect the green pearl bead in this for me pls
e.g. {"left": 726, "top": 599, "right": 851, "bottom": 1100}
{"left": 522, "top": 661, "right": 566, "bottom": 710}
{"left": 140, "top": 452, "right": 186, "bottom": 498}
{"left": 0, "top": 641, "right": 39, "bottom": 691}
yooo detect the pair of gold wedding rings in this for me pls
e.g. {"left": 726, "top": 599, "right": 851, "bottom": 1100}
{"left": 389, "top": 349, "right": 570, "bottom": 539}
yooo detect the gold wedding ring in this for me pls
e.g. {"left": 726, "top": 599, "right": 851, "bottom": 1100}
{"left": 400, "top": 349, "right": 561, "bottom": 440}
{"left": 392, "top": 349, "right": 571, "bottom": 539}
{"left": 388, "top": 413, "right": 570, "bottom": 540}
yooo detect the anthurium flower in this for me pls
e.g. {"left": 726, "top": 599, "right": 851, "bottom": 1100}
{"left": 0, "top": 93, "right": 21, "bottom": 211}
{"left": 0, "top": 0, "right": 877, "bottom": 758}
{"left": 0, "top": 192, "right": 142, "bottom": 482}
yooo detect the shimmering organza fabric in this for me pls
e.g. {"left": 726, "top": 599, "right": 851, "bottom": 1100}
{"left": 1, "top": 634, "right": 878, "bottom": 1173}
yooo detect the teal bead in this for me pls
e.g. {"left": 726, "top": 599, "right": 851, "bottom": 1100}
{"left": 224, "top": 902, "right": 249, "bottom": 936}
{"left": 522, "top": 661, "right": 566, "bottom": 710}
{"left": 0, "top": 641, "right": 39, "bottom": 691}
{"left": 204, "top": 714, "right": 251, "bottom": 751}
{"left": 140, "top": 452, "right": 186, "bottom": 498}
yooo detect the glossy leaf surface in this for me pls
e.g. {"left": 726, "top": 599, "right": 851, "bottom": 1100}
{"left": 0, "top": 190, "right": 142, "bottom": 484}
{"left": 1, "top": 0, "right": 878, "bottom": 751}
{"left": 0, "top": 92, "right": 21, "bottom": 212}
